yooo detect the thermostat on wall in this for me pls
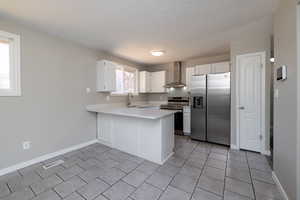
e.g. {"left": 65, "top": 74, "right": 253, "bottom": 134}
{"left": 276, "top": 65, "right": 287, "bottom": 81}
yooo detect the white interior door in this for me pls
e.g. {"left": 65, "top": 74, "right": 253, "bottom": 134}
{"left": 237, "top": 52, "right": 265, "bottom": 152}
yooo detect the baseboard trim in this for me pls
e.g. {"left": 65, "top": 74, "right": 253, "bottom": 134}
{"left": 230, "top": 144, "right": 239, "bottom": 150}
{"left": 0, "top": 140, "right": 98, "bottom": 177}
{"left": 261, "top": 150, "right": 271, "bottom": 156}
{"left": 97, "top": 139, "right": 112, "bottom": 147}
{"left": 160, "top": 152, "right": 174, "bottom": 165}
{"left": 272, "top": 171, "right": 289, "bottom": 200}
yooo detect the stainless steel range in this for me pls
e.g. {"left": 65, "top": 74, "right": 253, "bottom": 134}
{"left": 160, "top": 97, "right": 189, "bottom": 135}
{"left": 160, "top": 97, "right": 189, "bottom": 110}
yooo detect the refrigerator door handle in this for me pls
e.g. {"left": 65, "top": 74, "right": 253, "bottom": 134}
{"left": 238, "top": 106, "right": 245, "bottom": 110}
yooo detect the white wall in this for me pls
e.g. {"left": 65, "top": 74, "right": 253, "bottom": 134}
{"left": 297, "top": 4, "right": 300, "bottom": 200}
{"left": 0, "top": 18, "right": 146, "bottom": 171}
{"left": 230, "top": 16, "right": 273, "bottom": 153}
{"left": 273, "top": 0, "right": 298, "bottom": 199}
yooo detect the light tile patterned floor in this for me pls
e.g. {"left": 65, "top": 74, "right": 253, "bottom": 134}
{"left": 0, "top": 136, "right": 282, "bottom": 200}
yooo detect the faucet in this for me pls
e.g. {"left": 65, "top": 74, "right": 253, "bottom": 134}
{"left": 127, "top": 92, "right": 134, "bottom": 107}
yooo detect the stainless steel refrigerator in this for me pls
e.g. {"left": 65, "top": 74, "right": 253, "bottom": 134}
{"left": 191, "top": 72, "right": 231, "bottom": 146}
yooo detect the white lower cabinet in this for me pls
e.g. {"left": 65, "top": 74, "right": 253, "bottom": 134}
{"left": 97, "top": 114, "right": 112, "bottom": 146}
{"left": 96, "top": 113, "right": 174, "bottom": 164}
{"left": 183, "top": 106, "right": 191, "bottom": 135}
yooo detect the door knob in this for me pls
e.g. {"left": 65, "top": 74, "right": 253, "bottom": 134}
{"left": 239, "top": 106, "right": 245, "bottom": 110}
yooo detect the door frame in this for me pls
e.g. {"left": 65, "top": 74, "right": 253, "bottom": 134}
{"left": 235, "top": 51, "right": 267, "bottom": 154}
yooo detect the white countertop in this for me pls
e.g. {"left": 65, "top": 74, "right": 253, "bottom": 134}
{"left": 86, "top": 104, "right": 177, "bottom": 120}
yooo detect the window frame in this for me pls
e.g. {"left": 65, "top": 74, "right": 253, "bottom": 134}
{"left": 0, "top": 30, "right": 21, "bottom": 96}
{"left": 111, "top": 65, "right": 139, "bottom": 96}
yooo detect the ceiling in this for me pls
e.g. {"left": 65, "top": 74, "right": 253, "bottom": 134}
{"left": 0, "top": 0, "right": 278, "bottom": 65}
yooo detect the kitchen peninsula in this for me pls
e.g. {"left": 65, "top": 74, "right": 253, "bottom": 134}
{"left": 87, "top": 104, "right": 176, "bottom": 164}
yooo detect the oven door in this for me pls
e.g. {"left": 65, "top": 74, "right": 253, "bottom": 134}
{"left": 174, "top": 110, "right": 183, "bottom": 135}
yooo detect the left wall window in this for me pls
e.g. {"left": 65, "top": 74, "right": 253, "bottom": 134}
{"left": 112, "top": 65, "right": 138, "bottom": 95}
{"left": 0, "top": 30, "right": 21, "bottom": 96}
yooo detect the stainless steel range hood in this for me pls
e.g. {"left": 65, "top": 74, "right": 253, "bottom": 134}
{"left": 164, "top": 61, "right": 186, "bottom": 88}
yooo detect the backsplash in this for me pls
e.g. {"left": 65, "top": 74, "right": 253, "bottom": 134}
{"left": 167, "top": 87, "right": 189, "bottom": 97}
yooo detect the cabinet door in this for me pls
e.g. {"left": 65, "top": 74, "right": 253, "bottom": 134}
{"left": 97, "top": 61, "right": 106, "bottom": 91}
{"left": 211, "top": 62, "right": 230, "bottom": 73}
{"left": 96, "top": 60, "right": 116, "bottom": 92}
{"left": 139, "top": 71, "right": 151, "bottom": 93}
{"left": 150, "top": 71, "right": 166, "bottom": 93}
{"left": 183, "top": 113, "right": 191, "bottom": 134}
{"left": 195, "top": 64, "right": 211, "bottom": 75}
{"left": 186, "top": 67, "right": 195, "bottom": 90}
{"left": 105, "top": 62, "right": 116, "bottom": 91}
{"left": 97, "top": 114, "right": 112, "bottom": 145}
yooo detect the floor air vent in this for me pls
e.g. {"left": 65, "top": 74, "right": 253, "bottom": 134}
{"left": 42, "top": 159, "right": 64, "bottom": 170}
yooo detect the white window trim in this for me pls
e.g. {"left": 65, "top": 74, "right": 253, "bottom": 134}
{"left": 0, "top": 30, "right": 21, "bottom": 96}
{"left": 111, "top": 65, "right": 139, "bottom": 96}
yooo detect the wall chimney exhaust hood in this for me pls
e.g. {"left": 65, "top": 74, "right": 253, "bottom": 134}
{"left": 164, "top": 61, "right": 186, "bottom": 88}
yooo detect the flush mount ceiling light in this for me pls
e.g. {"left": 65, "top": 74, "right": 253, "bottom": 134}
{"left": 150, "top": 50, "right": 165, "bottom": 56}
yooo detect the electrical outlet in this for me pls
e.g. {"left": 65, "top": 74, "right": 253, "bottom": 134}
{"left": 86, "top": 88, "right": 91, "bottom": 94}
{"left": 22, "top": 141, "right": 31, "bottom": 150}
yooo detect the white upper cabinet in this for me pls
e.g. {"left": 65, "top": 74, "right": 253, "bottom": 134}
{"left": 139, "top": 71, "right": 151, "bottom": 93}
{"left": 150, "top": 71, "right": 166, "bottom": 93}
{"left": 211, "top": 62, "right": 230, "bottom": 73}
{"left": 96, "top": 60, "right": 117, "bottom": 92}
{"left": 185, "top": 67, "right": 195, "bottom": 90}
{"left": 194, "top": 62, "right": 230, "bottom": 75}
{"left": 186, "top": 61, "right": 230, "bottom": 91}
{"left": 194, "top": 64, "right": 212, "bottom": 75}
{"left": 139, "top": 71, "right": 166, "bottom": 93}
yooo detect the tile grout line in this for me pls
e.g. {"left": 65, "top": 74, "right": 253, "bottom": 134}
{"left": 222, "top": 148, "right": 229, "bottom": 200}
{"left": 28, "top": 184, "right": 37, "bottom": 198}
{"left": 193, "top": 144, "right": 228, "bottom": 199}
{"left": 5, "top": 182, "right": 13, "bottom": 194}
{"left": 80, "top": 148, "right": 145, "bottom": 200}
{"left": 51, "top": 187, "right": 64, "bottom": 200}
{"left": 75, "top": 190, "right": 88, "bottom": 200}
{"left": 154, "top": 140, "right": 197, "bottom": 200}
{"left": 187, "top": 141, "right": 208, "bottom": 200}
{"left": 104, "top": 154, "right": 148, "bottom": 199}
{"left": 246, "top": 152, "right": 257, "bottom": 200}
{"left": 226, "top": 151, "right": 256, "bottom": 199}
{"left": 0, "top": 138, "right": 278, "bottom": 200}
{"left": 97, "top": 162, "right": 141, "bottom": 199}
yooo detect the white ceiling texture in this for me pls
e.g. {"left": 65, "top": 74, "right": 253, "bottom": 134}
{"left": 0, "top": 0, "right": 278, "bottom": 65}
